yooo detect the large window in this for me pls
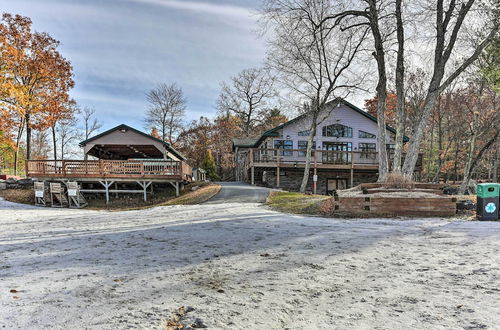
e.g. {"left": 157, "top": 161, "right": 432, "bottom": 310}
{"left": 322, "top": 124, "right": 353, "bottom": 138}
{"left": 274, "top": 140, "right": 293, "bottom": 156}
{"left": 359, "top": 130, "right": 376, "bottom": 139}
{"left": 386, "top": 144, "right": 395, "bottom": 153}
{"left": 359, "top": 142, "right": 376, "bottom": 159}
{"left": 298, "top": 141, "right": 316, "bottom": 157}
{"left": 322, "top": 142, "right": 352, "bottom": 164}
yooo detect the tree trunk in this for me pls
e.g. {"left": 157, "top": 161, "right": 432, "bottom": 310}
{"left": 425, "top": 121, "right": 434, "bottom": 182}
{"left": 367, "top": 0, "right": 389, "bottom": 181}
{"left": 14, "top": 121, "right": 25, "bottom": 176}
{"left": 14, "top": 148, "right": 19, "bottom": 176}
{"left": 432, "top": 106, "right": 443, "bottom": 182}
{"left": 453, "top": 140, "right": 459, "bottom": 184}
{"left": 459, "top": 113, "right": 478, "bottom": 194}
{"left": 25, "top": 113, "right": 31, "bottom": 161}
{"left": 51, "top": 125, "right": 57, "bottom": 161}
{"left": 402, "top": 89, "right": 440, "bottom": 177}
{"left": 460, "top": 130, "right": 500, "bottom": 193}
{"left": 492, "top": 144, "right": 499, "bottom": 182}
{"left": 392, "top": 0, "right": 405, "bottom": 173}
{"left": 300, "top": 110, "right": 319, "bottom": 193}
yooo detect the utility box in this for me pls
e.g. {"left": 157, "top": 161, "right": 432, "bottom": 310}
{"left": 476, "top": 183, "right": 499, "bottom": 221}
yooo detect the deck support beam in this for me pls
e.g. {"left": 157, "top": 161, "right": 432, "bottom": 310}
{"left": 99, "top": 180, "right": 115, "bottom": 204}
{"left": 168, "top": 181, "right": 180, "bottom": 197}
{"left": 136, "top": 181, "right": 152, "bottom": 201}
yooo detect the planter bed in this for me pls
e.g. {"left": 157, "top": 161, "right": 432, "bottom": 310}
{"left": 328, "top": 195, "right": 457, "bottom": 217}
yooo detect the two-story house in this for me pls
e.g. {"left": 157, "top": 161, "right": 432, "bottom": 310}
{"left": 233, "top": 99, "right": 422, "bottom": 195}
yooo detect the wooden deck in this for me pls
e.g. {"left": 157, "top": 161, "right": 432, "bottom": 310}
{"left": 237, "top": 148, "right": 423, "bottom": 187}
{"left": 244, "top": 148, "right": 422, "bottom": 170}
{"left": 26, "top": 159, "right": 193, "bottom": 182}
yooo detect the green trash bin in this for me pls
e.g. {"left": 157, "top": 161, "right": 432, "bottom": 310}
{"left": 476, "top": 183, "right": 499, "bottom": 221}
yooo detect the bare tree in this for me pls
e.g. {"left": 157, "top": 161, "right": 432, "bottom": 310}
{"left": 217, "top": 68, "right": 277, "bottom": 135}
{"left": 327, "top": 0, "right": 499, "bottom": 179}
{"left": 145, "top": 83, "right": 186, "bottom": 144}
{"left": 31, "top": 129, "right": 50, "bottom": 160}
{"left": 399, "top": 0, "right": 499, "bottom": 177}
{"left": 80, "top": 106, "right": 101, "bottom": 160}
{"left": 81, "top": 106, "right": 101, "bottom": 140}
{"left": 57, "top": 116, "right": 80, "bottom": 160}
{"left": 392, "top": 0, "right": 405, "bottom": 173}
{"left": 262, "top": 0, "right": 369, "bottom": 192}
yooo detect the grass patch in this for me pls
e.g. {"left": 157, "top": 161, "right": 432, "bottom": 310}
{"left": 161, "top": 184, "right": 221, "bottom": 206}
{"left": 266, "top": 191, "right": 329, "bottom": 215}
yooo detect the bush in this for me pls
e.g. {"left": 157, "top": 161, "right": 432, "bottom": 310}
{"left": 382, "top": 172, "right": 415, "bottom": 189}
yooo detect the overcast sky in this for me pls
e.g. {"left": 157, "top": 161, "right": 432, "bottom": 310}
{"left": 3, "top": 0, "right": 265, "bottom": 131}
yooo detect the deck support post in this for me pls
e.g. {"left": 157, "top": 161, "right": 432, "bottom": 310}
{"left": 251, "top": 166, "right": 255, "bottom": 185}
{"left": 313, "top": 167, "right": 317, "bottom": 194}
{"left": 136, "top": 181, "right": 152, "bottom": 201}
{"left": 276, "top": 154, "right": 280, "bottom": 188}
{"left": 313, "top": 153, "right": 317, "bottom": 194}
{"left": 167, "top": 181, "right": 180, "bottom": 197}
{"left": 99, "top": 180, "right": 114, "bottom": 204}
{"left": 350, "top": 153, "right": 355, "bottom": 188}
{"left": 276, "top": 167, "right": 280, "bottom": 188}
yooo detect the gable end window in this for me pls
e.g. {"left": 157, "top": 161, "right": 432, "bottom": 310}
{"left": 298, "top": 130, "right": 310, "bottom": 136}
{"left": 359, "top": 130, "right": 376, "bottom": 139}
{"left": 274, "top": 140, "right": 293, "bottom": 156}
{"left": 322, "top": 124, "right": 353, "bottom": 138}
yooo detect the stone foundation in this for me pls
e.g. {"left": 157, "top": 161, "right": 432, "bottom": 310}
{"left": 259, "top": 169, "right": 377, "bottom": 195}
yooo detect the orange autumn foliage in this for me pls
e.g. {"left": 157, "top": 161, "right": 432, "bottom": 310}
{"left": 364, "top": 93, "right": 397, "bottom": 127}
{"left": 0, "top": 13, "right": 74, "bottom": 160}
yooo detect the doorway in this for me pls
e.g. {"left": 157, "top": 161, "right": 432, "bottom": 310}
{"left": 327, "top": 178, "right": 348, "bottom": 195}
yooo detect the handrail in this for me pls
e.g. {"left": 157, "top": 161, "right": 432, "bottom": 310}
{"left": 26, "top": 159, "right": 193, "bottom": 181}
{"left": 246, "top": 148, "right": 423, "bottom": 167}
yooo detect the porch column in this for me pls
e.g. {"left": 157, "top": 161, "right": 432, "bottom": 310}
{"left": 313, "top": 167, "right": 317, "bottom": 194}
{"left": 313, "top": 153, "right": 317, "bottom": 194}
{"left": 276, "top": 154, "right": 280, "bottom": 188}
{"left": 276, "top": 167, "right": 280, "bottom": 188}
{"left": 350, "top": 151, "right": 355, "bottom": 188}
{"left": 251, "top": 166, "right": 255, "bottom": 185}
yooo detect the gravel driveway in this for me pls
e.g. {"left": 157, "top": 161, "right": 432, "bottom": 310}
{"left": 205, "top": 182, "right": 273, "bottom": 204}
{"left": 1, "top": 198, "right": 500, "bottom": 329}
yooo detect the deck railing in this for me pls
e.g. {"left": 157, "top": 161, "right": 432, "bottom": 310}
{"left": 26, "top": 159, "right": 193, "bottom": 181}
{"left": 247, "top": 148, "right": 422, "bottom": 168}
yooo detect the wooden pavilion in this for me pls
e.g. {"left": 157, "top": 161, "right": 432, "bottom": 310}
{"left": 26, "top": 124, "right": 192, "bottom": 203}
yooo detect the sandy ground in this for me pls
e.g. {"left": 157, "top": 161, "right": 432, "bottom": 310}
{"left": 1, "top": 198, "right": 500, "bottom": 329}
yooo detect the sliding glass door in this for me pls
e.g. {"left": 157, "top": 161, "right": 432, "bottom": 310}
{"left": 322, "top": 142, "right": 352, "bottom": 164}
